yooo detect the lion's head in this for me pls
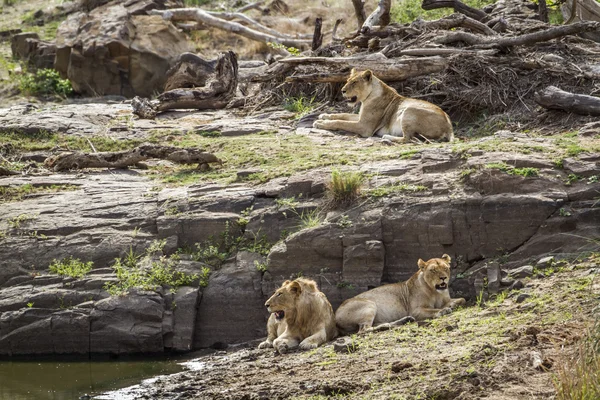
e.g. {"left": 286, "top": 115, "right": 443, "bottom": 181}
{"left": 264, "top": 278, "right": 319, "bottom": 322}
{"left": 417, "top": 254, "right": 452, "bottom": 292}
{"left": 341, "top": 69, "right": 375, "bottom": 105}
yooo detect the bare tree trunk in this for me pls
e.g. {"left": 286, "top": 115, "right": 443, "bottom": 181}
{"left": 312, "top": 18, "right": 323, "bottom": 50}
{"left": 538, "top": 0, "right": 549, "bottom": 23}
{"left": 534, "top": 86, "right": 600, "bottom": 116}
{"left": 351, "top": 0, "right": 367, "bottom": 30}
{"left": 44, "top": 145, "right": 222, "bottom": 172}
{"left": 149, "top": 8, "right": 311, "bottom": 48}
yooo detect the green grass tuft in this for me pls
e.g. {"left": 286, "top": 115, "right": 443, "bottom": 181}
{"left": 49, "top": 257, "right": 93, "bottom": 279}
{"left": 326, "top": 169, "right": 364, "bottom": 208}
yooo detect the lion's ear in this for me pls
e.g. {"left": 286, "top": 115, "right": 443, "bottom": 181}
{"left": 362, "top": 70, "right": 372, "bottom": 81}
{"left": 282, "top": 280, "right": 291, "bottom": 286}
{"left": 289, "top": 281, "right": 302, "bottom": 294}
{"left": 350, "top": 68, "right": 357, "bottom": 76}
{"left": 442, "top": 254, "right": 452, "bottom": 264}
{"left": 417, "top": 259, "right": 427, "bottom": 270}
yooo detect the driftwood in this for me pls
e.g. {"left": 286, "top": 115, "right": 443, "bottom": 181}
{"left": 312, "top": 18, "right": 323, "bottom": 50}
{"left": 149, "top": 8, "right": 311, "bottom": 48}
{"left": 534, "top": 86, "right": 600, "bottom": 116}
{"left": 132, "top": 51, "right": 238, "bottom": 118}
{"left": 44, "top": 145, "right": 222, "bottom": 172}
{"left": 277, "top": 53, "right": 448, "bottom": 82}
{"left": 205, "top": 10, "right": 312, "bottom": 40}
{"left": 562, "top": 0, "right": 600, "bottom": 42}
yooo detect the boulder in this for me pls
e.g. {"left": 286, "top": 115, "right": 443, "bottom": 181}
{"left": 54, "top": 1, "right": 192, "bottom": 97}
{"left": 0, "top": 308, "right": 90, "bottom": 355}
{"left": 171, "top": 286, "right": 200, "bottom": 352}
{"left": 11, "top": 33, "right": 56, "bottom": 70}
{"left": 90, "top": 290, "right": 165, "bottom": 354}
{"left": 194, "top": 251, "right": 266, "bottom": 348}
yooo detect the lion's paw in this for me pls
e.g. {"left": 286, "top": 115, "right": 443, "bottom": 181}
{"left": 436, "top": 307, "right": 453, "bottom": 317}
{"left": 299, "top": 340, "right": 318, "bottom": 350}
{"left": 313, "top": 120, "right": 326, "bottom": 129}
{"left": 274, "top": 342, "right": 290, "bottom": 354}
{"left": 318, "top": 113, "right": 333, "bottom": 120}
{"left": 258, "top": 340, "right": 272, "bottom": 349}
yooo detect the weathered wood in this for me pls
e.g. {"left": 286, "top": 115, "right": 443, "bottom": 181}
{"left": 312, "top": 18, "right": 323, "bottom": 51}
{"left": 534, "top": 85, "right": 600, "bottom": 116}
{"left": 149, "top": 8, "right": 311, "bottom": 48}
{"left": 206, "top": 10, "right": 312, "bottom": 40}
{"left": 538, "top": 0, "right": 549, "bottom": 23}
{"left": 362, "top": 0, "right": 392, "bottom": 29}
{"left": 422, "top": 0, "right": 489, "bottom": 22}
{"left": 44, "top": 145, "right": 222, "bottom": 172}
{"left": 164, "top": 53, "right": 217, "bottom": 92}
{"left": 133, "top": 51, "right": 238, "bottom": 118}
{"left": 351, "top": 0, "right": 367, "bottom": 29}
{"left": 0, "top": 166, "right": 19, "bottom": 176}
{"left": 562, "top": 0, "right": 600, "bottom": 42}
{"left": 476, "top": 21, "right": 600, "bottom": 48}
{"left": 278, "top": 54, "right": 448, "bottom": 82}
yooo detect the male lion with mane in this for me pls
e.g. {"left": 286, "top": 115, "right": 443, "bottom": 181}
{"left": 335, "top": 254, "right": 465, "bottom": 334}
{"left": 258, "top": 278, "right": 337, "bottom": 353}
{"left": 313, "top": 69, "right": 453, "bottom": 143}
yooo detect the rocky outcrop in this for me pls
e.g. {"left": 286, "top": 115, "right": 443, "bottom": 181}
{"left": 10, "top": 33, "right": 56, "bottom": 70}
{"left": 54, "top": 0, "right": 192, "bottom": 97}
{"left": 1, "top": 104, "right": 599, "bottom": 354}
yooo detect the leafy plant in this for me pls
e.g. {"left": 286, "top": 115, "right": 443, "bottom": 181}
{"left": 267, "top": 42, "right": 301, "bottom": 56}
{"left": 8, "top": 213, "right": 37, "bottom": 229}
{"left": 485, "top": 163, "right": 539, "bottom": 177}
{"left": 19, "top": 68, "right": 73, "bottom": 97}
{"left": 49, "top": 257, "right": 93, "bottom": 279}
{"left": 255, "top": 260, "right": 268, "bottom": 273}
{"left": 326, "top": 169, "right": 364, "bottom": 208}
{"left": 27, "top": 302, "right": 34, "bottom": 308}
{"left": 283, "top": 96, "right": 316, "bottom": 117}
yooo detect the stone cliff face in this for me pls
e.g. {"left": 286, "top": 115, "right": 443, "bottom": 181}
{"left": 0, "top": 105, "right": 598, "bottom": 355}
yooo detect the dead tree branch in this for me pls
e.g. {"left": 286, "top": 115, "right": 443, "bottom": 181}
{"left": 44, "top": 145, "right": 222, "bottom": 172}
{"left": 149, "top": 8, "right": 311, "bottom": 48}
{"left": 534, "top": 86, "right": 600, "bottom": 115}
{"left": 421, "top": 0, "right": 489, "bottom": 21}
{"left": 206, "top": 10, "right": 312, "bottom": 39}
{"left": 351, "top": 0, "right": 367, "bottom": 30}
{"left": 132, "top": 51, "right": 238, "bottom": 118}
{"left": 362, "top": 0, "right": 392, "bottom": 30}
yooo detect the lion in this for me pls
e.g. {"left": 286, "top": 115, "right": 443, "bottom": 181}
{"left": 335, "top": 254, "right": 465, "bottom": 335}
{"left": 313, "top": 69, "right": 453, "bottom": 143}
{"left": 258, "top": 278, "right": 338, "bottom": 353}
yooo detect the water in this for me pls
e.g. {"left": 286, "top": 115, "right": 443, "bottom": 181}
{"left": 0, "top": 356, "right": 186, "bottom": 400}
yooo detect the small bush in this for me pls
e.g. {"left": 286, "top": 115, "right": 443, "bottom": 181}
{"left": 19, "top": 68, "right": 73, "bottom": 97}
{"left": 326, "top": 169, "right": 364, "bottom": 208}
{"left": 283, "top": 96, "right": 315, "bottom": 117}
{"left": 49, "top": 257, "right": 93, "bottom": 279}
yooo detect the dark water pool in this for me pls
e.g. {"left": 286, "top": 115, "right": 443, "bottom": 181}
{"left": 0, "top": 356, "right": 186, "bottom": 400}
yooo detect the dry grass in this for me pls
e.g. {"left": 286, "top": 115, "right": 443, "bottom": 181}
{"left": 325, "top": 169, "right": 364, "bottom": 209}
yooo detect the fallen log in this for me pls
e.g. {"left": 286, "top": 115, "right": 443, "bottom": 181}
{"left": 0, "top": 166, "right": 19, "bottom": 176}
{"left": 277, "top": 53, "right": 448, "bottom": 82}
{"left": 149, "top": 8, "right": 311, "bottom": 48}
{"left": 132, "top": 51, "right": 238, "bottom": 118}
{"left": 44, "top": 145, "right": 222, "bottom": 172}
{"left": 534, "top": 86, "right": 600, "bottom": 116}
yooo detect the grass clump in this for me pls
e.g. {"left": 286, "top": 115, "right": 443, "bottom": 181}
{"left": 554, "top": 316, "right": 600, "bottom": 399}
{"left": 19, "top": 68, "right": 73, "bottom": 98}
{"left": 485, "top": 162, "right": 539, "bottom": 177}
{"left": 326, "top": 169, "right": 364, "bottom": 208}
{"left": 368, "top": 182, "right": 428, "bottom": 198}
{"left": 49, "top": 257, "right": 93, "bottom": 279}
{"left": 283, "top": 96, "right": 316, "bottom": 117}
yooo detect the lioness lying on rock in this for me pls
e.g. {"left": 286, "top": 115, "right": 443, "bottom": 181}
{"left": 313, "top": 69, "right": 454, "bottom": 143}
{"left": 258, "top": 278, "right": 337, "bottom": 353}
{"left": 335, "top": 254, "right": 465, "bottom": 334}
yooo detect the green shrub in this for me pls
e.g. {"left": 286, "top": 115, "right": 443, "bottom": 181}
{"left": 19, "top": 68, "right": 73, "bottom": 97}
{"left": 49, "top": 257, "right": 93, "bottom": 278}
{"left": 326, "top": 169, "right": 364, "bottom": 208}
{"left": 283, "top": 96, "right": 316, "bottom": 117}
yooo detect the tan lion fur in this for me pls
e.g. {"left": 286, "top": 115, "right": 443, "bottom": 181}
{"left": 335, "top": 255, "right": 465, "bottom": 335}
{"left": 313, "top": 69, "right": 454, "bottom": 143}
{"left": 258, "top": 278, "right": 338, "bottom": 353}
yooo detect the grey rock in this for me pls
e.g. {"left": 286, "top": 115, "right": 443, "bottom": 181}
{"left": 334, "top": 337, "right": 358, "bottom": 353}
{"left": 536, "top": 256, "right": 555, "bottom": 269}
{"left": 516, "top": 293, "right": 531, "bottom": 303}
{"left": 90, "top": 291, "right": 165, "bottom": 354}
{"left": 509, "top": 265, "right": 534, "bottom": 279}
{"left": 55, "top": 3, "right": 192, "bottom": 97}
{"left": 171, "top": 286, "right": 200, "bottom": 352}
{"left": 194, "top": 251, "right": 266, "bottom": 348}
{"left": 510, "top": 280, "right": 525, "bottom": 290}
{"left": 487, "top": 262, "right": 501, "bottom": 294}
